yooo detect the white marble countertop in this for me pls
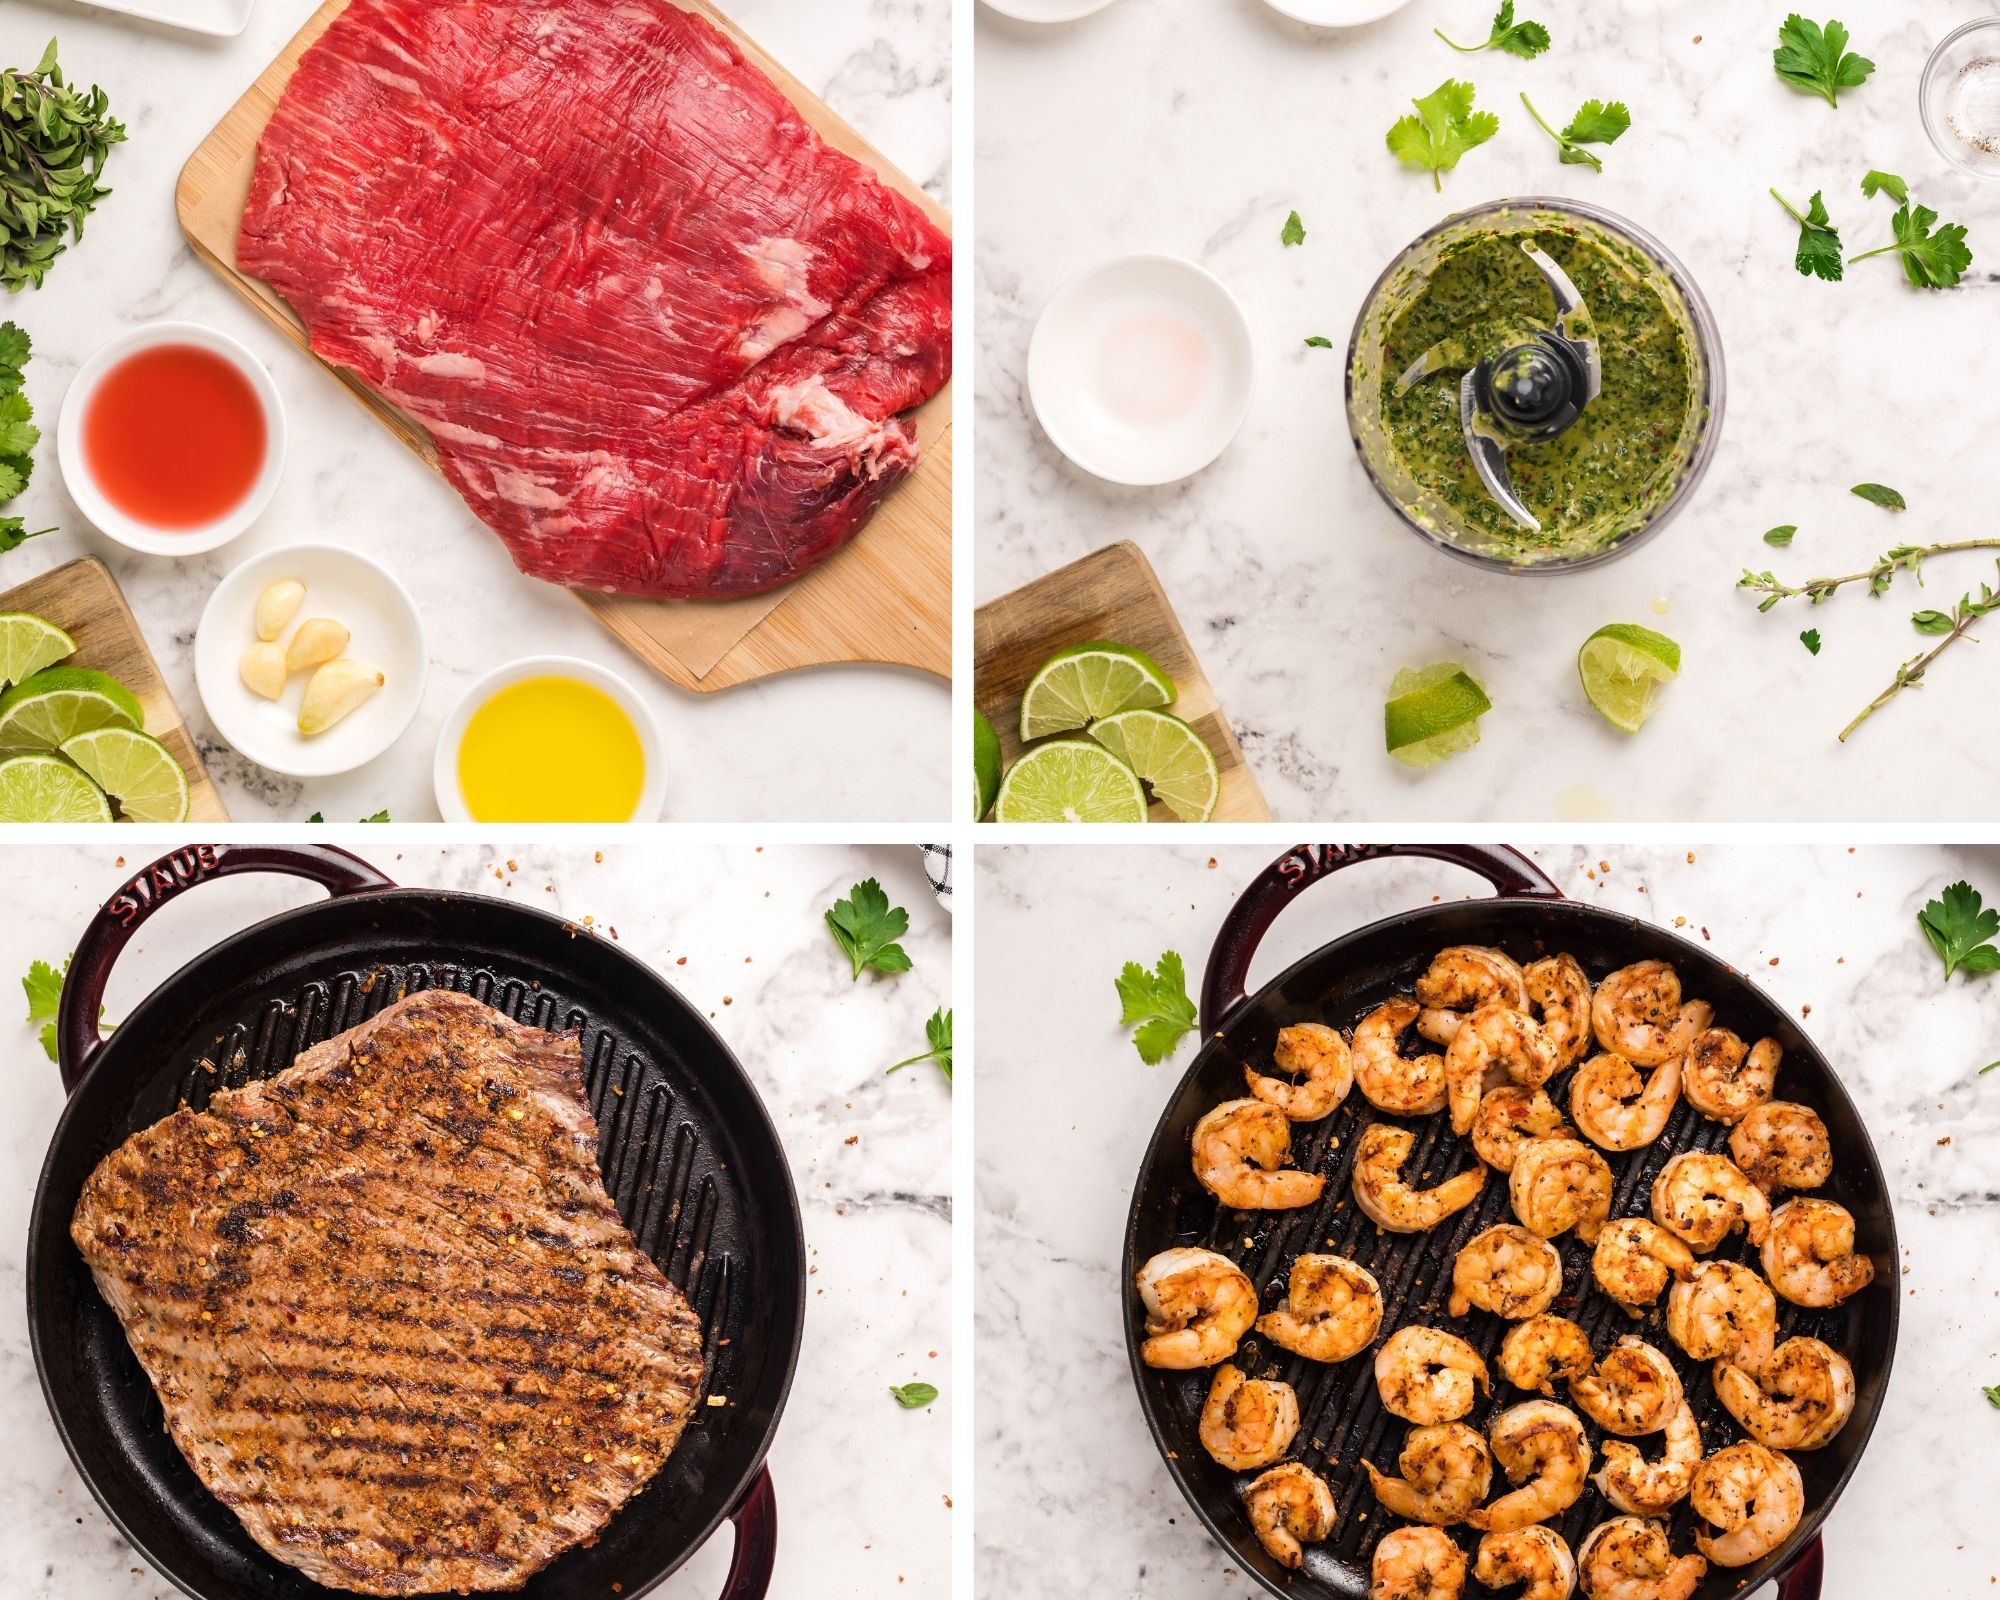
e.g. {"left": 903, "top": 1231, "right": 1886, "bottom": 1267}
{"left": 0, "top": 840, "right": 953, "bottom": 1597}
{"left": 974, "top": 840, "right": 2000, "bottom": 1597}
{"left": 3, "top": 0, "right": 950, "bottom": 822}
{"left": 976, "top": 0, "right": 2000, "bottom": 822}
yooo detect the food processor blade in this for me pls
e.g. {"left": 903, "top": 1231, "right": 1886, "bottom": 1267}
{"left": 1459, "top": 370, "right": 1539, "bottom": 531}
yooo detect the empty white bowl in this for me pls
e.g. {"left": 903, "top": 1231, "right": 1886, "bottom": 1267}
{"left": 58, "top": 321, "right": 286, "bottom": 556}
{"left": 433, "top": 655, "right": 666, "bottom": 823}
{"left": 194, "top": 544, "right": 428, "bottom": 778}
{"left": 1027, "top": 253, "right": 1255, "bottom": 486}
{"left": 982, "top": 0, "right": 1118, "bottom": 20}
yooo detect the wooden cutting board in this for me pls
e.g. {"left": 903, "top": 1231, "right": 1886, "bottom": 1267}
{"left": 0, "top": 558, "right": 228, "bottom": 821}
{"left": 974, "top": 543, "right": 1270, "bottom": 823}
{"left": 175, "top": 0, "right": 950, "bottom": 693}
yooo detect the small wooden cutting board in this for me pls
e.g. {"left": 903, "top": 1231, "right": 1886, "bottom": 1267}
{"left": 0, "top": 558, "right": 228, "bottom": 821}
{"left": 176, "top": 0, "right": 949, "bottom": 693}
{"left": 974, "top": 543, "right": 1270, "bottom": 823}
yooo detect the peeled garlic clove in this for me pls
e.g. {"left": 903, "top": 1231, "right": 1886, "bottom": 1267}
{"left": 239, "top": 641, "right": 289, "bottom": 701}
{"left": 285, "top": 617, "right": 351, "bottom": 673}
{"left": 255, "top": 579, "right": 306, "bottom": 642}
{"left": 298, "top": 658, "right": 384, "bottom": 736}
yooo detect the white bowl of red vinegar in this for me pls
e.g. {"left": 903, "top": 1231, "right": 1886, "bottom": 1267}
{"left": 57, "top": 321, "right": 286, "bottom": 556}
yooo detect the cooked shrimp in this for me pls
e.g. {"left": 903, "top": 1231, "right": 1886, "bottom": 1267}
{"left": 1447, "top": 1003, "right": 1560, "bottom": 1133}
{"left": 1715, "top": 1335, "right": 1855, "bottom": 1451}
{"left": 1569, "top": 1053, "right": 1680, "bottom": 1153}
{"left": 1476, "top": 1525, "right": 1578, "bottom": 1600}
{"left": 1199, "top": 1363, "right": 1301, "bottom": 1471}
{"left": 1510, "top": 1137, "right": 1614, "bottom": 1243}
{"left": 1244, "top": 1461, "right": 1337, "bottom": 1570}
{"left": 1649, "top": 1151, "right": 1769, "bottom": 1253}
{"left": 1450, "top": 1224, "right": 1564, "bottom": 1319}
{"left": 1256, "top": 1253, "right": 1385, "bottom": 1364}
{"left": 1136, "top": 1248, "right": 1258, "bottom": 1369}
{"left": 1728, "top": 1101, "right": 1832, "bottom": 1194}
{"left": 1682, "top": 1028, "right": 1780, "bottom": 1124}
{"left": 1363, "top": 1421, "right": 1493, "bottom": 1524}
{"left": 1498, "top": 1316, "right": 1593, "bottom": 1396}
{"left": 1524, "top": 954, "right": 1593, "bottom": 1071}
{"left": 1665, "top": 1260, "right": 1777, "bottom": 1375}
{"left": 1569, "top": 1337, "right": 1683, "bottom": 1437}
{"left": 1375, "top": 1325, "right": 1491, "bottom": 1424}
{"left": 1372, "top": 1524, "right": 1468, "bottom": 1600}
{"left": 1591, "top": 962, "right": 1688, "bottom": 1066}
{"left": 1354, "top": 998, "right": 1452, "bottom": 1115}
{"left": 1417, "top": 944, "right": 1528, "bottom": 1014}
{"left": 1247, "top": 1023, "right": 1355, "bottom": 1122}
{"left": 1576, "top": 1517, "right": 1707, "bottom": 1600}
{"left": 1473, "top": 1086, "right": 1571, "bottom": 1173}
{"left": 1591, "top": 1218, "right": 1695, "bottom": 1313}
{"left": 1467, "top": 1400, "right": 1592, "bottom": 1533}
{"left": 1192, "top": 1099, "right": 1326, "bottom": 1211}
{"left": 1595, "top": 1400, "right": 1703, "bottom": 1516}
{"left": 1761, "top": 1197, "right": 1874, "bottom": 1307}
{"left": 1689, "top": 1441, "right": 1803, "bottom": 1567}
{"left": 1353, "top": 1124, "right": 1488, "bottom": 1234}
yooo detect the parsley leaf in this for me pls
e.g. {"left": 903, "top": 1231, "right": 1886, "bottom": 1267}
{"left": 1281, "top": 210, "right": 1306, "bottom": 247}
{"left": 1117, "top": 950, "right": 1197, "bottom": 1065}
{"left": 825, "top": 878, "right": 912, "bottom": 981}
{"left": 886, "top": 1006, "right": 952, "bottom": 1083}
{"left": 1800, "top": 628, "right": 1822, "bottom": 655}
{"left": 1918, "top": 880, "right": 2000, "bottom": 980}
{"left": 890, "top": 1381, "right": 938, "bottom": 1409}
{"left": 1435, "top": 1, "right": 1549, "bottom": 58}
{"left": 1848, "top": 201, "right": 1974, "bottom": 289}
{"left": 1387, "top": 80, "right": 1499, "bottom": 193}
{"left": 1851, "top": 482, "right": 1905, "bottom": 511}
{"left": 1773, "top": 14, "right": 1875, "bottom": 107}
{"left": 1521, "top": 94, "right": 1628, "bottom": 171}
{"left": 22, "top": 953, "right": 112, "bottom": 1062}
{"left": 1764, "top": 526, "right": 1797, "bottom": 547}
{"left": 1861, "top": 169, "right": 1908, "bottom": 204}
{"left": 1303, "top": 336, "right": 1333, "bottom": 348}
{"left": 1771, "top": 189, "right": 1842, "bottom": 281}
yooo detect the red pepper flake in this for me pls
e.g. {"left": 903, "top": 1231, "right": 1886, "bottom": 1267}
{"left": 723, "top": 996, "right": 733, "bottom": 1006}
{"left": 676, "top": 957, "right": 687, "bottom": 966}
{"left": 1768, "top": 957, "right": 1780, "bottom": 966}
{"left": 843, "top": 1135, "right": 858, "bottom": 1146}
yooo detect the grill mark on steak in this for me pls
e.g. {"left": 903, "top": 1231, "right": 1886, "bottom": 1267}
{"left": 71, "top": 990, "right": 705, "bottom": 1596}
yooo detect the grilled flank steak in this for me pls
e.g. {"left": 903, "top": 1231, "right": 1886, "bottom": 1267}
{"left": 70, "top": 989, "right": 705, "bottom": 1595}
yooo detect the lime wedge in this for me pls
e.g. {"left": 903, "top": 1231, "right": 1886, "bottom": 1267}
{"left": 993, "top": 739, "right": 1148, "bottom": 823}
{"left": 1018, "top": 642, "right": 1175, "bottom": 741}
{"left": 1384, "top": 662, "right": 1492, "bottom": 768}
{"left": 0, "top": 753, "right": 113, "bottom": 822}
{"left": 973, "top": 709, "right": 1003, "bottom": 821}
{"left": 1578, "top": 623, "right": 1681, "bottom": 734}
{"left": 61, "top": 727, "right": 190, "bottom": 823}
{"left": 0, "top": 613, "right": 75, "bottom": 690}
{"left": 0, "top": 667, "right": 144, "bottom": 754}
{"left": 1090, "top": 707, "right": 1220, "bottom": 822}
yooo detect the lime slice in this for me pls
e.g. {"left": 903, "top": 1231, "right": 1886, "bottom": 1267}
{"left": 0, "top": 753, "right": 113, "bottom": 822}
{"left": 1018, "top": 642, "right": 1175, "bottom": 741}
{"left": 61, "top": 727, "right": 190, "bottom": 823}
{"left": 1090, "top": 707, "right": 1220, "bottom": 822}
{"left": 0, "top": 613, "right": 75, "bottom": 690}
{"left": 973, "top": 709, "right": 1002, "bottom": 820}
{"left": 993, "top": 739, "right": 1148, "bottom": 823}
{"left": 1384, "top": 662, "right": 1493, "bottom": 769}
{"left": 0, "top": 667, "right": 144, "bottom": 754}
{"left": 1578, "top": 623, "right": 1681, "bottom": 734}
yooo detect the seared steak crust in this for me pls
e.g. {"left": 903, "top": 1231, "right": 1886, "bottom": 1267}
{"left": 70, "top": 989, "right": 705, "bottom": 1595}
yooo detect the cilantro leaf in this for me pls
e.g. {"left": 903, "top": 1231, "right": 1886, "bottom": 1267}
{"left": 1387, "top": 80, "right": 1499, "bottom": 193}
{"left": 1117, "top": 950, "right": 1197, "bottom": 1065}
{"left": 1303, "top": 336, "right": 1333, "bottom": 348}
{"left": 306, "top": 811, "right": 325, "bottom": 822}
{"left": 1521, "top": 94, "right": 1628, "bottom": 171}
{"left": 0, "top": 322, "right": 29, "bottom": 375}
{"left": 1, "top": 518, "right": 54, "bottom": 552}
{"left": 1851, "top": 202, "right": 1974, "bottom": 289}
{"left": 1773, "top": 14, "right": 1875, "bottom": 107}
{"left": 825, "top": 878, "right": 912, "bottom": 980}
{"left": 360, "top": 809, "right": 390, "bottom": 822}
{"left": 1981, "top": 1061, "right": 2000, "bottom": 1075}
{"left": 1764, "top": 526, "right": 1797, "bottom": 547}
{"left": 1435, "top": 1, "right": 1549, "bottom": 58}
{"left": 890, "top": 1381, "right": 938, "bottom": 1409}
{"left": 1800, "top": 628, "right": 1822, "bottom": 655}
{"left": 1861, "top": 169, "right": 1908, "bottom": 204}
{"left": 1771, "top": 189, "right": 1842, "bottom": 281}
{"left": 1918, "top": 880, "right": 2000, "bottom": 979}
{"left": 1851, "top": 482, "right": 1905, "bottom": 510}
{"left": 886, "top": 1006, "right": 952, "bottom": 1083}
{"left": 23, "top": 953, "right": 112, "bottom": 1062}
{"left": 1281, "top": 210, "right": 1306, "bottom": 247}
{"left": 0, "top": 391, "right": 39, "bottom": 460}
{"left": 1986, "top": 1383, "right": 2000, "bottom": 1407}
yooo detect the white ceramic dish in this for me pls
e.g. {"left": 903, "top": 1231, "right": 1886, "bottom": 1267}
{"left": 58, "top": 321, "right": 286, "bottom": 557}
{"left": 194, "top": 545, "right": 428, "bottom": 779}
{"left": 1260, "top": 0, "right": 1415, "bottom": 24}
{"left": 74, "top": 0, "right": 254, "bottom": 38}
{"left": 981, "top": 0, "right": 1118, "bottom": 21}
{"left": 1027, "top": 253, "right": 1255, "bottom": 486}
{"left": 433, "top": 656, "right": 666, "bottom": 824}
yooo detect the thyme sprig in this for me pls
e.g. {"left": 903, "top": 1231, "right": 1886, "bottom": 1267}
{"left": 1738, "top": 538, "right": 2000, "bottom": 610}
{"left": 1839, "top": 570, "right": 2000, "bottom": 742}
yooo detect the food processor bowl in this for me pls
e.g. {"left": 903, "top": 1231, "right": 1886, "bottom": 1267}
{"left": 1345, "top": 197, "right": 1724, "bottom": 574}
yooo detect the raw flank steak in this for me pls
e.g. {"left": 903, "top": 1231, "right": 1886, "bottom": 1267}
{"left": 70, "top": 989, "right": 705, "bottom": 1596}
{"left": 239, "top": 0, "right": 952, "bottom": 599}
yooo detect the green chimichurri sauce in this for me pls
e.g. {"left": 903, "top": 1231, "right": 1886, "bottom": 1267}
{"left": 1379, "top": 226, "right": 1697, "bottom": 555}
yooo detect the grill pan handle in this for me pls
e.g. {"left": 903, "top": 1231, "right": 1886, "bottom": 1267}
{"left": 717, "top": 1466, "right": 778, "bottom": 1599}
{"left": 1200, "top": 844, "right": 1562, "bottom": 1032}
{"left": 1777, "top": 1535, "right": 1824, "bottom": 1600}
{"left": 57, "top": 844, "right": 396, "bottom": 1095}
